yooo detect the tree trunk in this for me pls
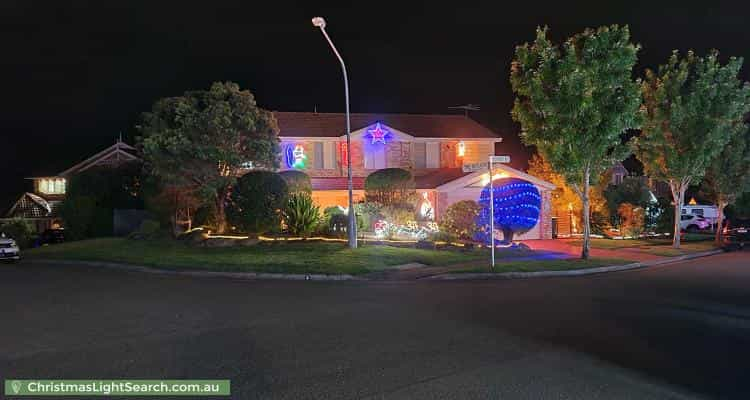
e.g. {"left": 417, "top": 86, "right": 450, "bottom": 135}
{"left": 214, "top": 190, "right": 228, "bottom": 234}
{"left": 715, "top": 199, "right": 726, "bottom": 246}
{"left": 502, "top": 227, "right": 514, "bottom": 243}
{"left": 670, "top": 181, "right": 687, "bottom": 249}
{"left": 581, "top": 169, "right": 591, "bottom": 260}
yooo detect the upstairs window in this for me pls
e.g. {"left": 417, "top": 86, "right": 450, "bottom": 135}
{"left": 39, "top": 178, "right": 66, "bottom": 195}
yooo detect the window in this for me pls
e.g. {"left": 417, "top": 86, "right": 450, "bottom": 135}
{"left": 426, "top": 142, "right": 440, "bottom": 168}
{"left": 413, "top": 142, "right": 426, "bottom": 169}
{"left": 39, "top": 178, "right": 66, "bottom": 195}
{"left": 691, "top": 209, "right": 704, "bottom": 215}
{"left": 364, "top": 142, "right": 387, "bottom": 169}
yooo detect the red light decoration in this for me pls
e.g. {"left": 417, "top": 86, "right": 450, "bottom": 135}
{"left": 339, "top": 142, "right": 348, "bottom": 166}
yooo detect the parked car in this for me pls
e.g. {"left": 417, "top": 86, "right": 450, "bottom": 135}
{"left": 0, "top": 234, "right": 21, "bottom": 262}
{"left": 723, "top": 226, "right": 749, "bottom": 251}
{"left": 680, "top": 214, "right": 711, "bottom": 232}
{"left": 40, "top": 228, "right": 65, "bottom": 245}
{"left": 682, "top": 205, "right": 723, "bottom": 226}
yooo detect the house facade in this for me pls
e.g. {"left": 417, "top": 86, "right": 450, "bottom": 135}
{"left": 2, "top": 140, "right": 140, "bottom": 232}
{"left": 274, "top": 112, "right": 555, "bottom": 240}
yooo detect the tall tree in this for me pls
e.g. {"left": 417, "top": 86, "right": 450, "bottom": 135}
{"left": 511, "top": 25, "right": 642, "bottom": 258}
{"left": 635, "top": 51, "right": 750, "bottom": 248}
{"left": 702, "top": 128, "right": 750, "bottom": 244}
{"left": 138, "top": 82, "right": 280, "bottom": 232}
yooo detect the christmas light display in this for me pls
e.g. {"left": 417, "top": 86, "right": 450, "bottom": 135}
{"left": 475, "top": 177, "right": 541, "bottom": 244}
{"left": 419, "top": 192, "right": 434, "bottom": 220}
{"left": 457, "top": 141, "right": 466, "bottom": 157}
{"left": 285, "top": 144, "right": 307, "bottom": 169}
{"left": 366, "top": 122, "right": 391, "bottom": 144}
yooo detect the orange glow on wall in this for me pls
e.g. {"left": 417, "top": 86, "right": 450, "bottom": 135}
{"left": 457, "top": 141, "right": 466, "bottom": 157}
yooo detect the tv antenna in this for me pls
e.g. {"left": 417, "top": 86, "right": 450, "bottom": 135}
{"left": 448, "top": 104, "right": 480, "bottom": 117}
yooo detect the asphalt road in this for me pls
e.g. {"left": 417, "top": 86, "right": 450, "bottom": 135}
{"left": 1, "top": 251, "right": 749, "bottom": 399}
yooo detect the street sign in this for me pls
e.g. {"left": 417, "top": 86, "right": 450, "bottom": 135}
{"left": 462, "top": 156, "right": 510, "bottom": 172}
{"left": 461, "top": 162, "right": 487, "bottom": 173}
{"left": 487, "top": 155, "right": 509, "bottom": 269}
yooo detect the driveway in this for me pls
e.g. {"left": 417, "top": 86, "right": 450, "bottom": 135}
{"left": 1, "top": 252, "right": 749, "bottom": 399}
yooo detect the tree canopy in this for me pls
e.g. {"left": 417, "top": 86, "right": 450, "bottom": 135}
{"left": 702, "top": 126, "right": 750, "bottom": 242}
{"left": 635, "top": 50, "right": 750, "bottom": 247}
{"left": 511, "top": 25, "right": 642, "bottom": 257}
{"left": 138, "top": 82, "right": 280, "bottom": 232}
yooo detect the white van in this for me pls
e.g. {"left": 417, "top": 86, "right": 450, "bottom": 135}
{"left": 681, "top": 205, "right": 722, "bottom": 225}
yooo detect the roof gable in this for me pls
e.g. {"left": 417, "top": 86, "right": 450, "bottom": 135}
{"left": 436, "top": 164, "right": 556, "bottom": 192}
{"left": 58, "top": 141, "right": 140, "bottom": 177}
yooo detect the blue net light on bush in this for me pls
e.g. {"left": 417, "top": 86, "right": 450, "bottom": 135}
{"left": 474, "top": 177, "right": 541, "bottom": 244}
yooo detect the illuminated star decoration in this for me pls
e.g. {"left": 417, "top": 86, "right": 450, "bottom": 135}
{"left": 367, "top": 123, "right": 390, "bottom": 144}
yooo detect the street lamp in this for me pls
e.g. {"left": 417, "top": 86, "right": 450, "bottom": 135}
{"left": 312, "top": 16, "right": 357, "bottom": 249}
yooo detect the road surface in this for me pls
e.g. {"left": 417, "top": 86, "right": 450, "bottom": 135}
{"left": 1, "top": 251, "right": 749, "bottom": 399}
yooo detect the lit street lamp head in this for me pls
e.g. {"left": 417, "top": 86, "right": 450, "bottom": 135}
{"left": 311, "top": 17, "right": 326, "bottom": 28}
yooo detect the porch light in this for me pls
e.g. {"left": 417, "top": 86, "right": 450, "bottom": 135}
{"left": 457, "top": 141, "right": 466, "bottom": 157}
{"left": 480, "top": 172, "right": 508, "bottom": 186}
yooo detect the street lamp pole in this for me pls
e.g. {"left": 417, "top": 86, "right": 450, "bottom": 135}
{"left": 312, "top": 16, "right": 357, "bottom": 249}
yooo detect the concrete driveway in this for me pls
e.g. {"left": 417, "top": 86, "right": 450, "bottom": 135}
{"left": 1, "top": 252, "right": 749, "bottom": 399}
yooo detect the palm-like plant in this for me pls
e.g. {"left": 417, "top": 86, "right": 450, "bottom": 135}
{"left": 283, "top": 193, "right": 320, "bottom": 237}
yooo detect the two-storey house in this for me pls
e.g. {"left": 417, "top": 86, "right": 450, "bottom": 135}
{"left": 274, "top": 112, "right": 555, "bottom": 240}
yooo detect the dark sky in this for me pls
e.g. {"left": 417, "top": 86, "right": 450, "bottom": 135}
{"left": 3, "top": 1, "right": 749, "bottom": 207}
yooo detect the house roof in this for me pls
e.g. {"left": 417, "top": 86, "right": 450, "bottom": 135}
{"left": 56, "top": 140, "right": 140, "bottom": 177}
{"left": 311, "top": 177, "right": 367, "bottom": 191}
{"left": 415, "top": 169, "right": 472, "bottom": 189}
{"left": 273, "top": 112, "right": 501, "bottom": 139}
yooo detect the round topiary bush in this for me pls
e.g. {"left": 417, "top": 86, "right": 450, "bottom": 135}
{"left": 364, "top": 168, "right": 415, "bottom": 206}
{"left": 227, "top": 171, "right": 288, "bottom": 234}
{"left": 279, "top": 170, "right": 312, "bottom": 194}
{"left": 475, "top": 177, "right": 541, "bottom": 244}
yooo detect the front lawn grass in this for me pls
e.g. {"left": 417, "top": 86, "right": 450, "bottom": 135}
{"left": 25, "top": 238, "right": 490, "bottom": 275}
{"left": 451, "top": 257, "right": 635, "bottom": 273}
{"left": 570, "top": 236, "right": 719, "bottom": 255}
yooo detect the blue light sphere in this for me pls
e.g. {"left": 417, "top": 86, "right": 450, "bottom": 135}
{"left": 475, "top": 177, "right": 541, "bottom": 244}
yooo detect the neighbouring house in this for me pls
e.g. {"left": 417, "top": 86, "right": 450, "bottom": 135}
{"left": 273, "top": 112, "right": 556, "bottom": 240}
{"left": 1, "top": 139, "right": 140, "bottom": 233}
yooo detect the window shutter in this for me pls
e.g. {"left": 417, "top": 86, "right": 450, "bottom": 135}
{"left": 426, "top": 142, "right": 440, "bottom": 168}
{"left": 413, "top": 142, "right": 426, "bottom": 169}
{"left": 324, "top": 142, "right": 336, "bottom": 169}
{"left": 314, "top": 142, "right": 324, "bottom": 169}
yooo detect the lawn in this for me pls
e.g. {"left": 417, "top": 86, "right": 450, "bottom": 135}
{"left": 452, "top": 258, "right": 635, "bottom": 274}
{"left": 570, "top": 235, "right": 719, "bottom": 256}
{"left": 25, "top": 238, "right": 492, "bottom": 275}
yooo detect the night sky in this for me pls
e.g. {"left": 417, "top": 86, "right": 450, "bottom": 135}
{"left": 3, "top": 1, "right": 749, "bottom": 209}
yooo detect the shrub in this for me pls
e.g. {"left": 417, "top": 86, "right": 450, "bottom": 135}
{"left": 0, "top": 218, "right": 33, "bottom": 249}
{"left": 328, "top": 213, "right": 349, "bottom": 236}
{"left": 354, "top": 202, "right": 381, "bottom": 232}
{"left": 380, "top": 203, "right": 415, "bottom": 226}
{"left": 227, "top": 171, "right": 288, "bottom": 234}
{"left": 279, "top": 170, "right": 312, "bottom": 194}
{"left": 282, "top": 193, "right": 320, "bottom": 237}
{"left": 428, "top": 230, "right": 457, "bottom": 243}
{"left": 618, "top": 203, "right": 645, "bottom": 238}
{"left": 58, "top": 195, "right": 97, "bottom": 240}
{"left": 193, "top": 204, "right": 218, "bottom": 229}
{"left": 440, "top": 200, "right": 481, "bottom": 240}
{"left": 364, "top": 168, "right": 415, "bottom": 206}
{"left": 128, "top": 219, "right": 161, "bottom": 240}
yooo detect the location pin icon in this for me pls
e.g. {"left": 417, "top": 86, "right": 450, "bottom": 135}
{"left": 11, "top": 380, "right": 22, "bottom": 394}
